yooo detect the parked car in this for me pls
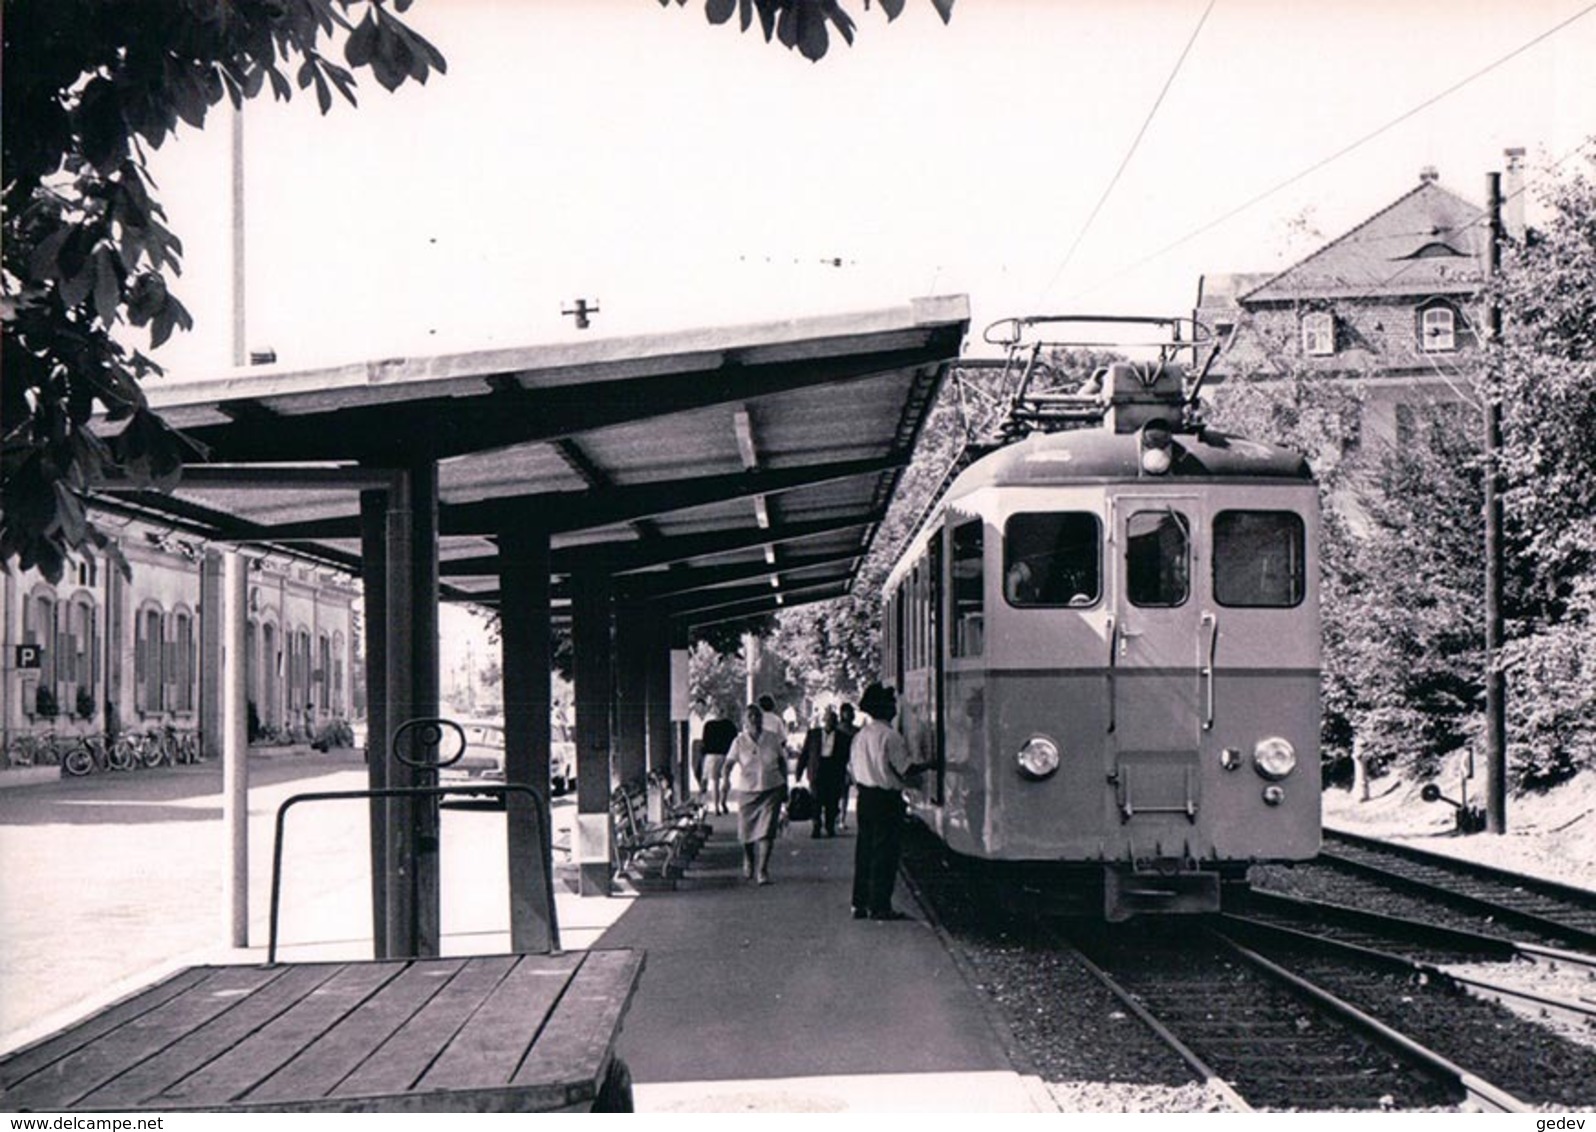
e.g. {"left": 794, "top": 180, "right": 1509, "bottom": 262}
{"left": 438, "top": 720, "right": 575, "bottom": 797}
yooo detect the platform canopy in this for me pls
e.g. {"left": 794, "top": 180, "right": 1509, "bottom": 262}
{"left": 98, "top": 295, "right": 970, "bottom": 629}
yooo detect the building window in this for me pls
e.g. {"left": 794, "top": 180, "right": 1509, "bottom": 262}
{"left": 1420, "top": 305, "right": 1456, "bottom": 352}
{"left": 172, "top": 609, "right": 194, "bottom": 712}
{"left": 136, "top": 605, "right": 164, "bottom": 713}
{"left": 1301, "top": 311, "right": 1335, "bottom": 356}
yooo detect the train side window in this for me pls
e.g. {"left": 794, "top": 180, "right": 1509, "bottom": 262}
{"left": 1126, "top": 510, "right": 1189, "bottom": 607}
{"left": 1214, "top": 511, "right": 1304, "bottom": 607}
{"left": 951, "top": 519, "right": 984, "bottom": 656}
{"left": 1003, "top": 512, "right": 1100, "bottom": 608}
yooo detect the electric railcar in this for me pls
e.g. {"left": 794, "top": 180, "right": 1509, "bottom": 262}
{"left": 882, "top": 317, "right": 1320, "bottom": 920}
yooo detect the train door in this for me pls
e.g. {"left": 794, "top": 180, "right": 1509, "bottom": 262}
{"left": 1109, "top": 493, "right": 1203, "bottom": 824}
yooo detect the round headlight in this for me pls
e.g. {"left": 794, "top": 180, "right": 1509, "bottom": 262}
{"left": 1252, "top": 737, "right": 1297, "bottom": 780}
{"left": 1140, "top": 446, "right": 1172, "bottom": 475}
{"left": 1016, "top": 735, "right": 1061, "bottom": 780}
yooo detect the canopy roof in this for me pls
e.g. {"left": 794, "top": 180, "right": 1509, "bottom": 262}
{"left": 98, "top": 295, "right": 970, "bottom": 628}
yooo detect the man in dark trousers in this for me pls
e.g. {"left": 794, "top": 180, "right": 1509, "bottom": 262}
{"left": 795, "top": 706, "right": 851, "bottom": 838}
{"left": 848, "top": 683, "right": 921, "bottom": 920}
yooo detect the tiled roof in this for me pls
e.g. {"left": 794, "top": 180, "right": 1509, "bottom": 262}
{"left": 1243, "top": 179, "right": 1487, "bottom": 302}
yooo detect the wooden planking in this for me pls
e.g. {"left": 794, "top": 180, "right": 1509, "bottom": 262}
{"left": 0, "top": 967, "right": 212, "bottom": 1091}
{"left": 150, "top": 964, "right": 397, "bottom": 1106}
{"left": 417, "top": 954, "right": 581, "bottom": 1092}
{"left": 511, "top": 950, "right": 644, "bottom": 1099}
{"left": 1, "top": 966, "right": 284, "bottom": 1112}
{"left": 241, "top": 959, "right": 463, "bottom": 1103}
{"left": 78, "top": 965, "right": 345, "bottom": 1110}
{"left": 330, "top": 955, "right": 517, "bottom": 1098}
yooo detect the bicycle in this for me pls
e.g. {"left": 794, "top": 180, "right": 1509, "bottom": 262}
{"left": 62, "top": 734, "right": 109, "bottom": 777}
{"left": 5, "top": 732, "right": 60, "bottom": 769}
{"left": 111, "top": 731, "right": 148, "bottom": 771}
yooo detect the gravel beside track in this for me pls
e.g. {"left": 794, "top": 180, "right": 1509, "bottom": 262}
{"left": 1266, "top": 952, "right": 1596, "bottom": 1110}
{"left": 899, "top": 822, "right": 1236, "bottom": 1112}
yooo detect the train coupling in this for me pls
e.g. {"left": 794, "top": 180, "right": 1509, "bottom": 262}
{"left": 1104, "top": 866, "right": 1221, "bottom": 921}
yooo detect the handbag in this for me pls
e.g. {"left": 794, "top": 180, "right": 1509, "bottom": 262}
{"left": 786, "top": 784, "right": 815, "bottom": 823}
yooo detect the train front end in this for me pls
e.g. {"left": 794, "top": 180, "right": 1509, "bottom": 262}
{"left": 894, "top": 353, "right": 1322, "bottom": 920}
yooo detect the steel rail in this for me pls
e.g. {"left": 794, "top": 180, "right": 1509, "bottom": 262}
{"left": 1211, "top": 932, "right": 1529, "bottom": 1114}
{"left": 1247, "top": 888, "right": 1596, "bottom": 971}
{"left": 1220, "top": 914, "right": 1596, "bottom": 1026}
{"left": 1065, "top": 939, "right": 1252, "bottom": 1113}
{"left": 1324, "top": 828, "right": 1596, "bottom": 910}
{"left": 1316, "top": 846, "right": 1596, "bottom": 951}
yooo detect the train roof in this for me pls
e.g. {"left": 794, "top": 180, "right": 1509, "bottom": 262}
{"left": 946, "top": 425, "right": 1313, "bottom": 497}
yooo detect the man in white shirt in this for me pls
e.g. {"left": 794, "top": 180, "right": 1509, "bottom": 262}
{"left": 848, "top": 683, "right": 921, "bottom": 920}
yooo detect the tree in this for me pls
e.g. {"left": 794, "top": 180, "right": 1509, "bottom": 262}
{"left": 663, "top": 0, "right": 955, "bottom": 63}
{"left": 1493, "top": 144, "right": 1596, "bottom": 787}
{"left": 2, "top": 1, "right": 447, "bottom": 583}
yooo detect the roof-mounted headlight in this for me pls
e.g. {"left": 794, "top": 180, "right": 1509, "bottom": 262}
{"left": 1140, "top": 424, "right": 1174, "bottom": 475}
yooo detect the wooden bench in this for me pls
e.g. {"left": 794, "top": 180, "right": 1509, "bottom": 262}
{"left": 0, "top": 950, "right": 644, "bottom": 1113}
{"left": 611, "top": 778, "right": 709, "bottom": 890}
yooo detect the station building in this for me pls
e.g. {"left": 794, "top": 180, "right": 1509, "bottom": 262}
{"left": 2, "top": 521, "right": 357, "bottom": 764}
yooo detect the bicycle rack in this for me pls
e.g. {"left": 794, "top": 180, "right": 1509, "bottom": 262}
{"left": 266, "top": 716, "right": 559, "bottom": 963}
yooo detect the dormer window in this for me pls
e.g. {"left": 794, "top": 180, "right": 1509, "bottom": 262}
{"left": 1301, "top": 311, "right": 1335, "bottom": 357}
{"left": 1420, "top": 305, "right": 1456, "bottom": 352}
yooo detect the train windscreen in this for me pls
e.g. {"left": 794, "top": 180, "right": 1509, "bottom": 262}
{"left": 1003, "top": 512, "right": 1100, "bottom": 607}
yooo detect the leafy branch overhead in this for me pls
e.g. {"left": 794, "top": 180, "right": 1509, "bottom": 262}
{"left": 1, "top": 0, "right": 447, "bottom": 583}
{"left": 664, "top": 0, "right": 956, "bottom": 62}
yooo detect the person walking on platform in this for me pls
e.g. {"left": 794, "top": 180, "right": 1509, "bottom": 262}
{"left": 721, "top": 703, "right": 789, "bottom": 885}
{"left": 796, "top": 706, "right": 851, "bottom": 838}
{"left": 835, "top": 701, "right": 857, "bottom": 831}
{"left": 699, "top": 714, "right": 738, "bottom": 816}
{"left": 848, "top": 684, "right": 922, "bottom": 920}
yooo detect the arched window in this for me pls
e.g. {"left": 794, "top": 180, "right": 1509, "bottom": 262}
{"left": 1301, "top": 311, "right": 1335, "bottom": 357}
{"left": 135, "top": 603, "right": 164, "bottom": 713}
{"left": 331, "top": 632, "right": 346, "bottom": 714}
{"left": 261, "top": 620, "right": 279, "bottom": 728}
{"left": 318, "top": 632, "right": 331, "bottom": 711}
{"left": 67, "top": 593, "right": 97, "bottom": 718}
{"left": 172, "top": 607, "right": 195, "bottom": 712}
{"left": 1419, "top": 304, "right": 1456, "bottom": 352}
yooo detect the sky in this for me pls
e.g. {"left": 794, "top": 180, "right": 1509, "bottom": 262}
{"left": 140, "top": 0, "right": 1596, "bottom": 378}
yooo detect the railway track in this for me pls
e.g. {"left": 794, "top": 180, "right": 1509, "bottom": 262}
{"left": 1313, "top": 828, "right": 1596, "bottom": 950}
{"left": 1067, "top": 922, "right": 1526, "bottom": 1112}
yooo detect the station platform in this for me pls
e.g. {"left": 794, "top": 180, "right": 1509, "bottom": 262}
{"left": 596, "top": 810, "right": 1052, "bottom": 1113}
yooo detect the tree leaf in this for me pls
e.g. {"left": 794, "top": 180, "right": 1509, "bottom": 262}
{"left": 93, "top": 250, "right": 121, "bottom": 326}
{"left": 929, "top": 0, "right": 956, "bottom": 23}
{"left": 877, "top": 0, "right": 906, "bottom": 18}
{"left": 706, "top": 0, "right": 737, "bottom": 24}
{"left": 27, "top": 227, "right": 72, "bottom": 284}
{"left": 345, "top": 10, "right": 378, "bottom": 67}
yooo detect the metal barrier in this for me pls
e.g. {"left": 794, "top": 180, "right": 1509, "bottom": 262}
{"left": 266, "top": 715, "right": 557, "bottom": 963}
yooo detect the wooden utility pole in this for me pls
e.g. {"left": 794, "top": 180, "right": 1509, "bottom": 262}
{"left": 1483, "top": 170, "right": 1507, "bottom": 835}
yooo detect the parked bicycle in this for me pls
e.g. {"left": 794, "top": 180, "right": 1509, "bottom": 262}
{"left": 62, "top": 733, "right": 110, "bottom": 777}
{"left": 5, "top": 732, "right": 60, "bottom": 769}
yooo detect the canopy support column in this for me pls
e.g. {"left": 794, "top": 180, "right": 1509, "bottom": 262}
{"left": 499, "top": 520, "right": 559, "bottom": 952}
{"left": 572, "top": 570, "right": 614, "bottom": 896}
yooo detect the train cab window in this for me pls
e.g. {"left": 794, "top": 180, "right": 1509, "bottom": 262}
{"left": 951, "top": 520, "right": 984, "bottom": 656}
{"left": 1003, "top": 513, "right": 1100, "bottom": 608}
{"left": 1214, "top": 510, "right": 1305, "bottom": 607}
{"left": 1126, "top": 510, "right": 1190, "bottom": 607}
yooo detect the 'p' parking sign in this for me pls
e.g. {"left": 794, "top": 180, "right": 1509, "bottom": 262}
{"left": 14, "top": 644, "right": 42, "bottom": 670}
